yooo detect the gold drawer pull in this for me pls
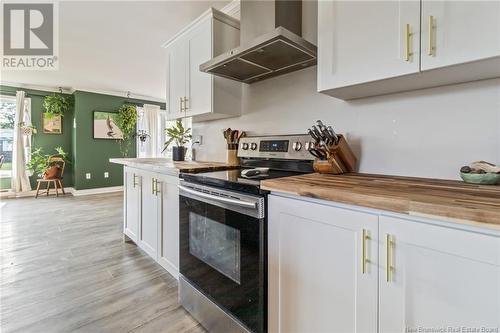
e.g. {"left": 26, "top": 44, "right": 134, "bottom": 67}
{"left": 386, "top": 234, "right": 394, "bottom": 282}
{"left": 361, "top": 229, "right": 370, "bottom": 274}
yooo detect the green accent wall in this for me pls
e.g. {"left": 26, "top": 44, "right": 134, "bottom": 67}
{"left": 72, "top": 91, "right": 164, "bottom": 190}
{"left": 0, "top": 85, "right": 74, "bottom": 188}
{"left": 1, "top": 85, "right": 165, "bottom": 191}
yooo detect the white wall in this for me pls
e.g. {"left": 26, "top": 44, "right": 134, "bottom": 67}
{"left": 193, "top": 1, "right": 500, "bottom": 181}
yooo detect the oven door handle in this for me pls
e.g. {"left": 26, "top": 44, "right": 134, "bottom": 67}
{"left": 178, "top": 185, "right": 257, "bottom": 209}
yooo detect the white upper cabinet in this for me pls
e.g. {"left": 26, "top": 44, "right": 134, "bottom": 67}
{"left": 318, "top": 0, "right": 420, "bottom": 90}
{"left": 166, "top": 38, "right": 187, "bottom": 121}
{"left": 421, "top": 1, "right": 500, "bottom": 70}
{"left": 319, "top": 0, "right": 500, "bottom": 100}
{"left": 379, "top": 215, "right": 500, "bottom": 332}
{"left": 164, "top": 8, "right": 241, "bottom": 121}
{"left": 186, "top": 19, "right": 212, "bottom": 118}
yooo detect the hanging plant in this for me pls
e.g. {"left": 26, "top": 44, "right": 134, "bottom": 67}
{"left": 43, "top": 93, "right": 70, "bottom": 119}
{"left": 19, "top": 122, "right": 37, "bottom": 136}
{"left": 134, "top": 129, "right": 150, "bottom": 143}
{"left": 115, "top": 103, "right": 137, "bottom": 157}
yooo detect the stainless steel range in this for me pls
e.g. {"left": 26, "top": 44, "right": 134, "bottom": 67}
{"left": 178, "top": 134, "right": 314, "bottom": 333}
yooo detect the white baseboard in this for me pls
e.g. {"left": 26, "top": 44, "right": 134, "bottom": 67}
{"left": 68, "top": 186, "right": 123, "bottom": 196}
{"left": 0, "top": 186, "right": 122, "bottom": 198}
{"left": 0, "top": 187, "right": 71, "bottom": 199}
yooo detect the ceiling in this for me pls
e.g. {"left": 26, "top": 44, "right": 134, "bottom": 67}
{"left": 1, "top": 1, "right": 229, "bottom": 101}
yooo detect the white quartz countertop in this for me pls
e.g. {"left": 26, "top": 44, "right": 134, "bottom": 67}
{"left": 109, "top": 158, "right": 236, "bottom": 176}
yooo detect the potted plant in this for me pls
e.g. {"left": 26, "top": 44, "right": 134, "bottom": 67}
{"left": 162, "top": 120, "right": 192, "bottom": 161}
{"left": 26, "top": 146, "right": 68, "bottom": 177}
{"left": 115, "top": 103, "right": 137, "bottom": 157}
{"left": 43, "top": 93, "right": 70, "bottom": 119}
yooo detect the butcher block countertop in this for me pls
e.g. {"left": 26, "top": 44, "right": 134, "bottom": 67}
{"left": 110, "top": 158, "right": 237, "bottom": 176}
{"left": 261, "top": 173, "right": 500, "bottom": 229}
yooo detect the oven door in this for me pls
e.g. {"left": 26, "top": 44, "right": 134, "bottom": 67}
{"left": 178, "top": 181, "right": 266, "bottom": 333}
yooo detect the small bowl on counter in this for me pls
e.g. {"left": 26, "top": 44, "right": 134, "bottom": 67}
{"left": 459, "top": 161, "right": 500, "bottom": 185}
{"left": 460, "top": 172, "right": 500, "bottom": 185}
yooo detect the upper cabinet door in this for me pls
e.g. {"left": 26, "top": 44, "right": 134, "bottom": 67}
{"left": 421, "top": 1, "right": 500, "bottom": 71}
{"left": 166, "top": 38, "right": 187, "bottom": 119}
{"left": 318, "top": 0, "right": 421, "bottom": 91}
{"left": 379, "top": 216, "right": 500, "bottom": 332}
{"left": 186, "top": 17, "right": 213, "bottom": 117}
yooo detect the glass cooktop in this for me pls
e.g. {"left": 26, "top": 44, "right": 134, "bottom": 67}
{"left": 180, "top": 168, "right": 306, "bottom": 195}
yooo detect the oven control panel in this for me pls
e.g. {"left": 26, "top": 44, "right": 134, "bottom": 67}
{"left": 238, "top": 134, "right": 315, "bottom": 160}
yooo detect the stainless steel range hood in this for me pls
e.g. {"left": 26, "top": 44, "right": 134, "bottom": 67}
{"left": 199, "top": 0, "right": 317, "bottom": 84}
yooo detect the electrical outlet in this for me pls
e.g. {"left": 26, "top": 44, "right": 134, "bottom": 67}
{"left": 104, "top": 172, "right": 109, "bottom": 178}
{"left": 193, "top": 135, "right": 203, "bottom": 145}
{"left": 86, "top": 173, "right": 91, "bottom": 180}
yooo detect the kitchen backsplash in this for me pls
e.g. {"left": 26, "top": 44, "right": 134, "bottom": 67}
{"left": 193, "top": 68, "right": 500, "bottom": 180}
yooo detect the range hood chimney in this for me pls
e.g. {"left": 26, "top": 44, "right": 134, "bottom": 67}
{"left": 199, "top": 0, "right": 317, "bottom": 84}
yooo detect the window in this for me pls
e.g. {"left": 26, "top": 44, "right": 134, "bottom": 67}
{"left": 160, "top": 113, "right": 192, "bottom": 159}
{"left": 0, "top": 95, "right": 16, "bottom": 191}
{"left": 136, "top": 107, "right": 191, "bottom": 159}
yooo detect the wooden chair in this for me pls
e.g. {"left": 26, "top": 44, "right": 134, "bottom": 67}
{"left": 35, "top": 156, "right": 66, "bottom": 198}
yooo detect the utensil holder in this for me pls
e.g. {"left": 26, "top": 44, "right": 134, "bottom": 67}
{"left": 226, "top": 144, "right": 239, "bottom": 166}
{"left": 313, "top": 134, "right": 357, "bottom": 174}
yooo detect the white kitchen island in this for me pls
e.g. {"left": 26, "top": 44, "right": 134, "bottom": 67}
{"left": 110, "top": 158, "right": 235, "bottom": 279}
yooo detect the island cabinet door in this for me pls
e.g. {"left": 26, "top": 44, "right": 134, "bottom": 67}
{"left": 139, "top": 172, "right": 160, "bottom": 260}
{"left": 156, "top": 174, "right": 180, "bottom": 279}
{"left": 268, "top": 195, "right": 378, "bottom": 333}
{"left": 379, "top": 216, "right": 500, "bottom": 332}
{"left": 124, "top": 167, "right": 141, "bottom": 243}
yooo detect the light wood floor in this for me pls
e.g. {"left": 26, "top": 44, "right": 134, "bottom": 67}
{"left": 0, "top": 192, "right": 205, "bottom": 333}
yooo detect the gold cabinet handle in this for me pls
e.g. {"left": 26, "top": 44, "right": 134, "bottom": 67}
{"left": 152, "top": 178, "right": 156, "bottom": 195}
{"left": 361, "top": 229, "right": 370, "bottom": 274}
{"left": 404, "top": 23, "right": 413, "bottom": 62}
{"left": 183, "top": 97, "right": 188, "bottom": 112}
{"left": 428, "top": 15, "right": 435, "bottom": 56}
{"left": 133, "top": 174, "right": 139, "bottom": 187}
{"left": 155, "top": 180, "right": 161, "bottom": 196}
{"left": 385, "top": 234, "right": 394, "bottom": 282}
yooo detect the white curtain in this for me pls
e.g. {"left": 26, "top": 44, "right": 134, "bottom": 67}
{"left": 141, "top": 104, "right": 161, "bottom": 157}
{"left": 11, "top": 91, "right": 32, "bottom": 192}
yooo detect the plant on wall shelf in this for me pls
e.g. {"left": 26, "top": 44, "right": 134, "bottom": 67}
{"left": 162, "top": 120, "right": 192, "bottom": 161}
{"left": 115, "top": 103, "right": 137, "bottom": 157}
{"left": 26, "top": 146, "right": 69, "bottom": 178}
{"left": 43, "top": 93, "right": 70, "bottom": 119}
